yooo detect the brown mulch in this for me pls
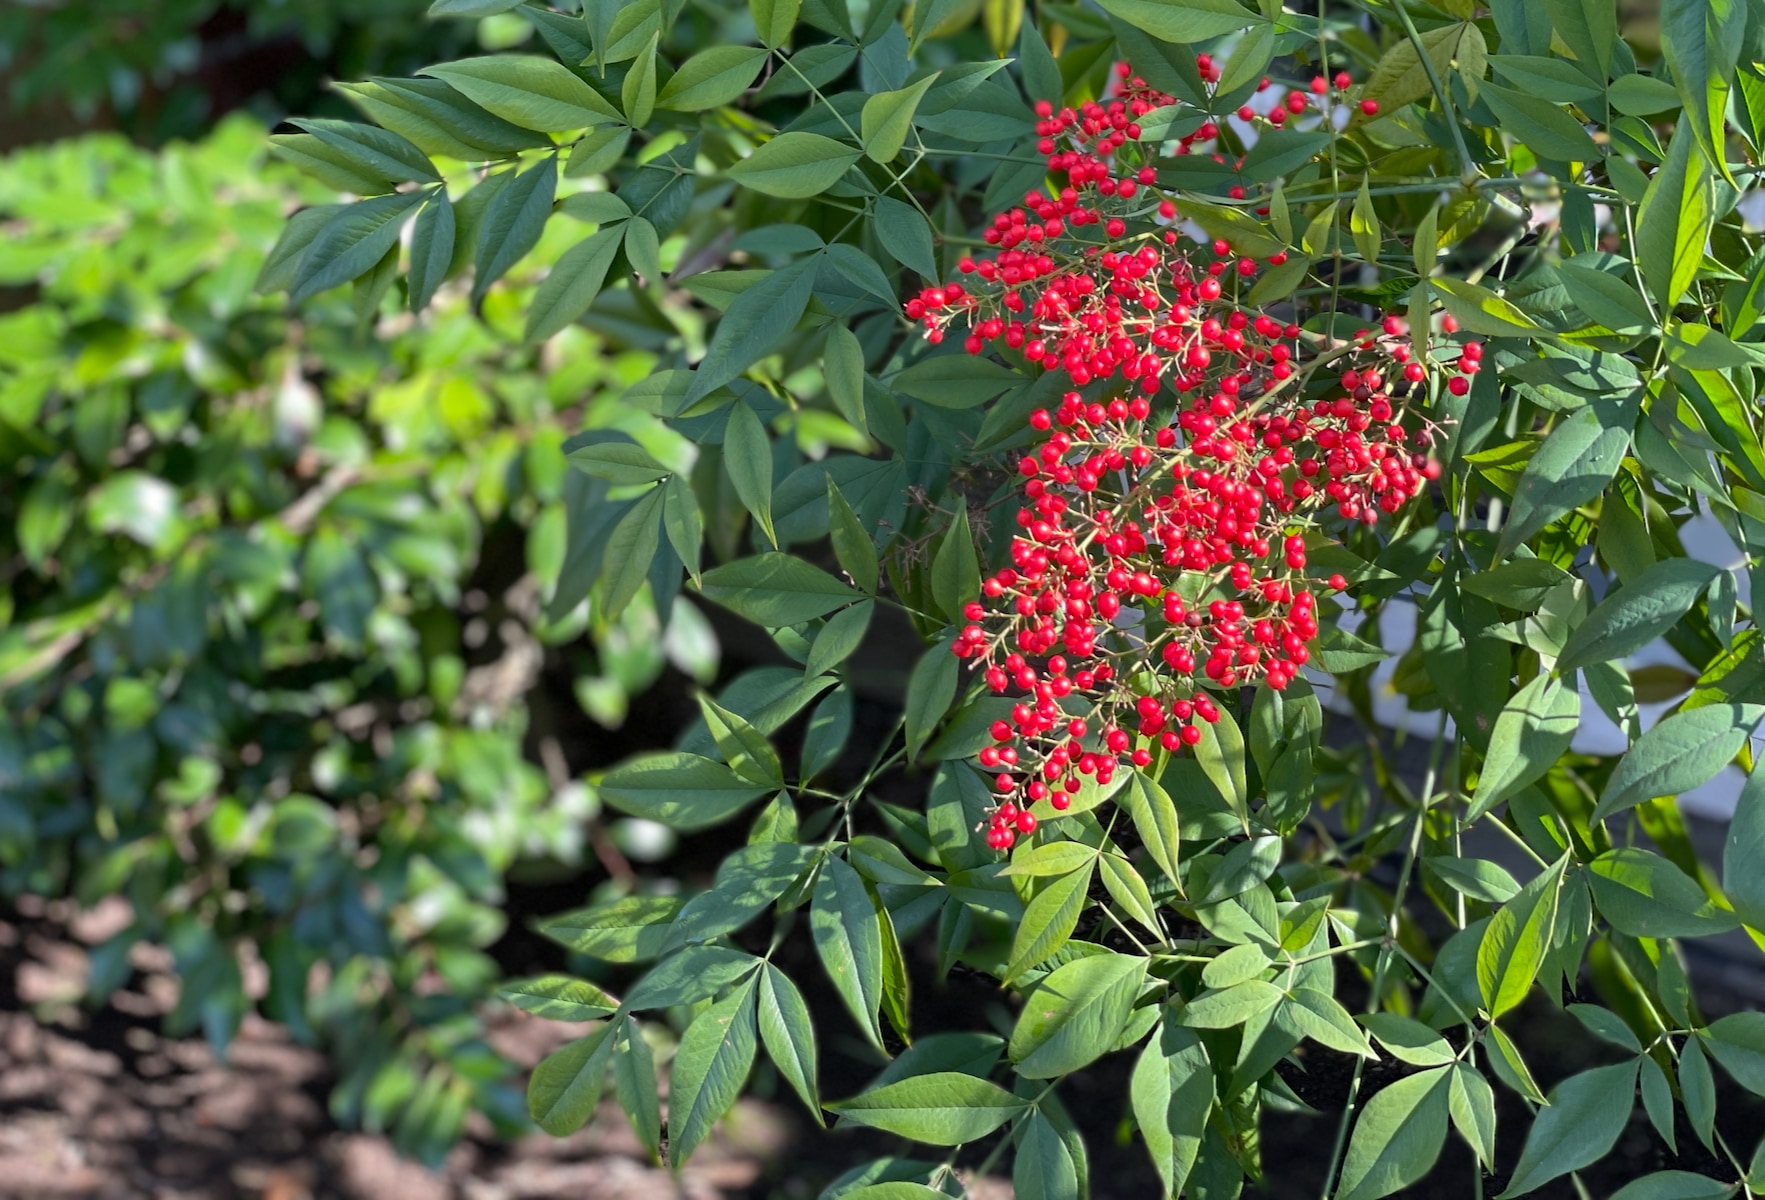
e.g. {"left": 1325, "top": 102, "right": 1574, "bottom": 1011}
{"left": 0, "top": 898, "right": 795, "bottom": 1200}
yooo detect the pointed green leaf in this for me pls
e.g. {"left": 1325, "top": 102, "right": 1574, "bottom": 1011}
{"left": 1594, "top": 703, "right": 1763, "bottom": 823}
{"left": 672, "top": 841, "right": 812, "bottom": 943}
{"left": 1335, "top": 1067, "right": 1451, "bottom": 1200}
{"left": 698, "top": 552, "right": 857, "bottom": 626}
{"left": 1496, "top": 1061, "right": 1638, "bottom": 1198}
{"left": 668, "top": 977, "right": 760, "bottom": 1166}
{"left": 1588, "top": 847, "right": 1739, "bottom": 937}
{"left": 658, "top": 45, "right": 769, "bottom": 111}
{"left": 289, "top": 192, "right": 424, "bottom": 305}
{"left": 612, "top": 1016, "right": 661, "bottom": 1159}
{"left": 525, "top": 223, "right": 625, "bottom": 340}
{"left": 1448, "top": 1063, "right": 1497, "bottom": 1170}
{"left": 1637, "top": 116, "right": 1714, "bottom": 312}
{"left": 727, "top": 132, "right": 860, "bottom": 197}
{"left": 598, "top": 750, "right": 770, "bottom": 831}
{"left": 422, "top": 56, "right": 623, "bottom": 131}
{"left": 499, "top": 975, "right": 618, "bottom": 1020}
{"left": 862, "top": 74, "right": 939, "bottom": 163}
{"left": 1009, "top": 952, "right": 1148, "bottom": 1078}
{"left": 812, "top": 856, "right": 886, "bottom": 1050}
{"left": 407, "top": 189, "right": 455, "bottom": 313}
{"left": 930, "top": 506, "right": 978, "bottom": 622}
{"left": 1560, "top": 559, "right": 1721, "bottom": 672}
{"left": 1477, "top": 853, "right": 1567, "bottom": 1018}
{"left": 528, "top": 1024, "right": 616, "bottom": 1135}
{"left": 725, "top": 400, "right": 777, "bottom": 547}
{"left": 473, "top": 153, "right": 557, "bottom": 302}
{"left": 759, "top": 963, "right": 823, "bottom": 1122}
{"left": 687, "top": 258, "right": 816, "bottom": 403}
{"left": 1004, "top": 863, "right": 1093, "bottom": 984}
{"left": 1469, "top": 673, "right": 1581, "bottom": 819}
{"left": 1131, "top": 1022, "right": 1212, "bottom": 1196}
{"left": 1123, "top": 772, "right": 1182, "bottom": 887}
{"left": 827, "top": 1072, "right": 1029, "bottom": 1143}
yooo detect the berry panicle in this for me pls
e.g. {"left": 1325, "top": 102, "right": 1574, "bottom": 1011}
{"left": 906, "top": 55, "right": 1450, "bottom": 852}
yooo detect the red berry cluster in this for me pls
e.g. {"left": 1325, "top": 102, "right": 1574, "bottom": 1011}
{"left": 912, "top": 60, "right": 1451, "bottom": 852}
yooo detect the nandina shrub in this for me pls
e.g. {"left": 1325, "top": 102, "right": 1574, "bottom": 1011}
{"left": 261, "top": 0, "right": 1765, "bottom": 1192}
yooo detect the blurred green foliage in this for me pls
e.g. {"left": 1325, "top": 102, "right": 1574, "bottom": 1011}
{"left": 0, "top": 112, "right": 717, "bottom": 1161}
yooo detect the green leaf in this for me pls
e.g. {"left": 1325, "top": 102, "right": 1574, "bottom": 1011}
{"left": 904, "top": 643, "right": 959, "bottom": 762}
{"left": 1334, "top": 1067, "right": 1451, "bottom": 1200}
{"left": 725, "top": 400, "right": 777, "bottom": 547}
{"left": 751, "top": 0, "right": 801, "bottom": 46}
{"left": 1004, "top": 863, "right": 1093, "bottom": 983}
{"left": 1014, "top": 1108, "right": 1082, "bottom": 1200}
{"left": 540, "top": 895, "right": 682, "bottom": 962}
{"left": 287, "top": 117, "right": 439, "bottom": 185}
{"left": 1587, "top": 847, "right": 1739, "bottom": 936}
{"left": 268, "top": 134, "right": 393, "bottom": 194}
{"left": 827, "top": 481, "right": 879, "bottom": 594}
{"left": 1425, "top": 856, "right": 1521, "bottom": 904}
{"left": 1496, "top": 388, "right": 1640, "bottom": 556}
{"left": 930, "top": 506, "right": 978, "bottom": 623}
{"left": 1460, "top": 559, "right": 1573, "bottom": 609}
{"left": 659, "top": 45, "right": 769, "bottom": 111}
{"left": 566, "top": 437, "right": 668, "bottom": 486}
{"left": 812, "top": 856, "right": 886, "bottom": 1051}
{"left": 1566, "top": 1003, "right": 1642, "bottom": 1052}
{"left": 597, "top": 483, "right": 663, "bottom": 620}
{"left": 528, "top": 1024, "right": 616, "bottom": 1135}
{"left": 1477, "top": 853, "right": 1566, "bottom": 1018}
{"left": 624, "top": 946, "right": 759, "bottom": 1010}
{"left": 1351, "top": 177, "right": 1381, "bottom": 266}
{"left": 1285, "top": 988, "right": 1377, "bottom": 1058}
{"left": 1469, "top": 673, "right": 1580, "bottom": 819}
{"left": 473, "top": 153, "right": 557, "bottom": 303}
{"left": 499, "top": 975, "right": 618, "bottom": 1020}
{"left": 1099, "top": 854, "right": 1162, "bottom": 935}
{"left": 1680, "top": 1034, "right": 1718, "bottom": 1151}
{"left": 1560, "top": 559, "right": 1722, "bottom": 672}
{"left": 824, "top": 325, "right": 869, "bottom": 433}
{"left": 1487, "top": 1022, "right": 1547, "bottom": 1104}
{"left": 1002, "top": 842, "right": 1100, "bottom": 878}
{"left": 407, "top": 190, "right": 455, "bottom": 313}
{"left": 1641, "top": 1052, "right": 1678, "bottom": 1152}
{"left": 599, "top": 750, "right": 770, "bottom": 831}
{"left": 1361, "top": 1014, "right": 1456, "bottom": 1067}
{"left": 336, "top": 76, "right": 550, "bottom": 159}
{"left": 1610, "top": 1172, "right": 1737, "bottom": 1200}
{"left": 892, "top": 354, "right": 1020, "bottom": 409}
{"left": 1017, "top": 20, "right": 1063, "bottom": 105}
{"left": 1179, "top": 978, "right": 1285, "bottom": 1029}
{"left": 1595, "top": 703, "right": 1763, "bottom": 823}
{"left": 1496, "top": 1061, "right": 1638, "bottom": 1198}
{"left": 1194, "top": 835, "right": 1281, "bottom": 904}
{"left": 727, "top": 132, "right": 860, "bottom": 198}
{"left": 1447, "top": 1063, "right": 1497, "bottom": 1170}
{"left": 1478, "top": 81, "right": 1600, "bottom": 161}
{"left": 1122, "top": 772, "right": 1182, "bottom": 887}
{"left": 526, "top": 223, "right": 625, "bottom": 341}
{"left": 428, "top": 0, "right": 525, "bottom": 14}
{"left": 875, "top": 194, "right": 940, "bottom": 283}
{"left": 699, "top": 552, "right": 857, "bottom": 626}
{"left": 1706, "top": 1012, "right": 1765, "bottom": 1094}
{"left": 1661, "top": 0, "right": 1746, "bottom": 180}
{"left": 863, "top": 74, "right": 939, "bottom": 164}
{"left": 1724, "top": 759, "right": 1765, "bottom": 929}
{"left": 1433, "top": 277, "right": 1545, "bottom": 337}
{"left": 612, "top": 1015, "right": 661, "bottom": 1159}
{"left": 1096, "top": 0, "right": 1263, "bottom": 42}
{"left": 422, "top": 56, "right": 623, "bottom": 132}
{"left": 758, "top": 963, "right": 822, "bottom": 1121}
{"left": 1557, "top": 260, "right": 1657, "bottom": 334}
{"left": 290, "top": 192, "right": 424, "bottom": 305}
{"left": 827, "top": 1072, "right": 1029, "bottom": 1143}
{"left": 672, "top": 841, "right": 811, "bottom": 943}
{"left": 806, "top": 601, "right": 873, "bottom": 678}
{"left": 1009, "top": 952, "right": 1149, "bottom": 1078}
{"left": 1131, "top": 1022, "right": 1212, "bottom": 1195}
{"left": 686, "top": 258, "right": 816, "bottom": 403}
{"left": 668, "top": 977, "right": 760, "bottom": 1166}
{"left": 621, "top": 33, "right": 659, "bottom": 126}
{"left": 1636, "top": 116, "right": 1714, "bottom": 312}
